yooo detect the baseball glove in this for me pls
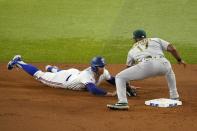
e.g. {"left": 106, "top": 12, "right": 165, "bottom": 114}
{"left": 126, "top": 83, "right": 137, "bottom": 97}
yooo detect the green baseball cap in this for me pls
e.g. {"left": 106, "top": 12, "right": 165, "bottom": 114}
{"left": 133, "top": 29, "right": 146, "bottom": 39}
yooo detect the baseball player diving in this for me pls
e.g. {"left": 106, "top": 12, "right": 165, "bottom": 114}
{"left": 7, "top": 55, "right": 136, "bottom": 97}
{"left": 107, "top": 29, "right": 186, "bottom": 110}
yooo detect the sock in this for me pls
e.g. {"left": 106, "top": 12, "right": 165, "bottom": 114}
{"left": 52, "top": 68, "right": 61, "bottom": 73}
{"left": 46, "top": 66, "right": 53, "bottom": 72}
{"left": 47, "top": 66, "right": 61, "bottom": 73}
{"left": 17, "top": 61, "right": 39, "bottom": 76}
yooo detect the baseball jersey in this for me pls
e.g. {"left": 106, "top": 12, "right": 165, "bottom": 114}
{"left": 35, "top": 67, "right": 111, "bottom": 90}
{"left": 126, "top": 38, "right": 170, "bottom": 66}
{"left": 63, "top": 67, "right": 111, "bottom": 90}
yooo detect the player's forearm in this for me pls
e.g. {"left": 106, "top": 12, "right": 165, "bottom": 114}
{"left": 167, "top": 44, "right": 182, "bottom": 62}
{"left": 106, "top": 76, "right": 115, "bottom": 85}
{"left": 85, "top": 83, "right": 107, "bottom": 96}
{"left": 171, "top": 50, "right": 182, "bottom": 62}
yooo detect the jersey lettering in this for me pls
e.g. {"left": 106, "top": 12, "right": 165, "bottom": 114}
{"left": 133, "top": 38, "right": 149, "bottom": 52}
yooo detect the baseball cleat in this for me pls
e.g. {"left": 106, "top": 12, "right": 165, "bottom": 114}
{"left": 7, "top": 55, "right": 22, "bottom": 70}
{"left": 45, "top": 65, "right": 60, "bottom": 73}
{"left": 107, "top": 103, "right": 129, "bottom": 110}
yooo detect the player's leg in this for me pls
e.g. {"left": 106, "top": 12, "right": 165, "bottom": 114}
{"left": 115, "top": 64, "right": 150, "bottom": 104}
{"left": 7, "top": 55, "right": 39, "bottom": 76}
{"left": 158, "top": 58, "right": 179, "bottom": 100}
{"left": 165, "top": 67, "right": 179, "bottom": 100}
{"left": 107, "top": 63, "right": 150, "bottom": 110}
{"left": 7, "top": 55, "right": 68, "bottom": 89}
{"left": 108, "top": 60, "right": 168, "bottom": 109}
{"left": 37, "top": 68, "right": 80, "bottom": 89}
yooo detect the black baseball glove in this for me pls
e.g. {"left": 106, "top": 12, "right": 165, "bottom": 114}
{"left": 126, "top": 83, "right": 137, "bottom": 97}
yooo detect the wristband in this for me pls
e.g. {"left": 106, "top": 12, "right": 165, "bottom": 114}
{"left": 177, "top": 58, "right": 182, "bottom": 62}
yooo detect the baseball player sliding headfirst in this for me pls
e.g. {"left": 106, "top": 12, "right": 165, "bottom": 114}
{"left": 7, "top": 55, "right": 136, "bottom": 97}
{"left": 107, "top": 29, "right": 186, "bottom": 110}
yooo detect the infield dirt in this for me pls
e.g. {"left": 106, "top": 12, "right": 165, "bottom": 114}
{"left": 0, "top": 64, "right": 196, "bottom": 131}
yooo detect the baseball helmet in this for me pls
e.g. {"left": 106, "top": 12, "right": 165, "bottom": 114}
{"left": 91, "top": 56, "right": 106, "bottom": 72}
{"left": 133, "top": 29, "right": 146, "bottom": 39}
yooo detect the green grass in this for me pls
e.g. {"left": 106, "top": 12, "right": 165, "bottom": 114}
{"left": 166, "top": 44, "right": 197, "bottom": 64}
{"left": 0, "top": 0, "right": 197, "bottom": 63}
{"left": 0, "top": 38, "right": 131, "bottom": 63}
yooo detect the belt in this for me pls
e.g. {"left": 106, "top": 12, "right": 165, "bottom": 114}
{"left": 65, "top": 74, "right": 72, "bottom": 81}
{"left": 135, "top": 55, "right": 164, "bottom": 64}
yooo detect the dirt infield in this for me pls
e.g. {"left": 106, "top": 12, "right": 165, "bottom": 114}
{"left": 0, "top": 63, "right": 197, "bottom": 131}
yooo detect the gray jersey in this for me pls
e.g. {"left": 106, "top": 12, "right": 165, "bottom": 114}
{"left": 115, "top": 38, "right": 179, "bottom": 103}
{"left": 126, "top": 38, "right": 170, "bottom": 66}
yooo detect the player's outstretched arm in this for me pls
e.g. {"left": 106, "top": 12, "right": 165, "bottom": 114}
{"left": 167, "top": 44, "right": 186, "bottom": 68}
{"left": 106, "top": 76, "right": 115, "bottom": 85}
{"left": 85, "top": 83, "right": 116, "bottom": 96}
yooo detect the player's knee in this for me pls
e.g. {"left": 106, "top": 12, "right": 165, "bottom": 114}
{"left": 115, "top": 73, "right": 123, "bottom": 79}
{"left": 166, "top": 68, "right": 175, "bottom": 76}
{"left": 115, "top": 74, "right": 128, "bottom": 85}
{"left": 34, "top": 70, "right": 44, "bottom": 79}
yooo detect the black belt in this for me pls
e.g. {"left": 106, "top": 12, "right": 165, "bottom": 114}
{"left": 66, "top": 74, "right": 72, "bottom": 81}
{"left": 135, "top": 55, "right": 164, "bottom": 64}
{"left": 146, "top": 55, "right": 163, "bottom": 59}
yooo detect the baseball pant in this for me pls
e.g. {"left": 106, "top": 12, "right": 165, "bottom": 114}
{"left": 115, "top": 58, "right": 179, "bottom": 103}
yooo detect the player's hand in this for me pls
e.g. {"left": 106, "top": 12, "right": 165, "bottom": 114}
{"left": 126, "top": 85, "right": 137, "bottom": 97}
{"left": 178, "top": 60, "right": 186, "bottom": 68}
{"left": 105, "top": 91, "right": 116, "bottom": 97}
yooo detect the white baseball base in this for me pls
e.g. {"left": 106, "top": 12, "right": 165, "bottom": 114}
{"left": 145, "top": 98, "right": 182, "bottom": 107}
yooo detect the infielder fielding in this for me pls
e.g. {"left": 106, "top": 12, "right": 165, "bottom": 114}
{"left": 107, "top": 29, "right": 186, "bottom": 110}
{"left": 7, "top": 55, "right": 136, "bottom": 97}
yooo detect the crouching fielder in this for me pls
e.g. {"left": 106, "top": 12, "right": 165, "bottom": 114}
{"left": 7, "top": 56, "right": 118, "bottom": 96}
{"left": 107, "top": 29, "right": 186, "bottom": 110}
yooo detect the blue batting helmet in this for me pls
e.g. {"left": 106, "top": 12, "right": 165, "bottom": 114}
{"left": 91, "top": 56, "right": 106, "bottom": 72}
